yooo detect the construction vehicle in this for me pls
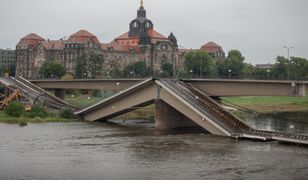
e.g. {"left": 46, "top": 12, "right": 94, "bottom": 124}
{"left": 1, "top": 89, "right": 22, "bottom": 109}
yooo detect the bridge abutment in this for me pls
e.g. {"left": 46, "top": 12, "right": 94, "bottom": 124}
{"left": 155, "top": 99, "right": 198, "bottom": 130}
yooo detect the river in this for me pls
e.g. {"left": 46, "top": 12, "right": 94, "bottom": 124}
{"left": 0, "top": 113, "right": 308, "bottom": 180}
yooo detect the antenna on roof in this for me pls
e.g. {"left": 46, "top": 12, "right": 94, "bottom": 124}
{"left": 141, "top": 0, "right": 144, "bottom": 7}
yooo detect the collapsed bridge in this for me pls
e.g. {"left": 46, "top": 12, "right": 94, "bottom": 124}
{"left": 75, "top": 78, "right": 308, "bottom": 145}
{"left": 0, "top": 76, "right": 77, "bottom": 110}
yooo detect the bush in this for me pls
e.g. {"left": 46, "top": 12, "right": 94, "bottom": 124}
{"left": 91, "top": 90, "right": 103, "bottom": 97}
{"left": 26, "top": 104, "right": 48, "bottom": 118}
{"left": 4, "top": 102, "right": 24, "bottom": 117}
{"left": 60, "top": 108, "right": 75, "bottom": 119}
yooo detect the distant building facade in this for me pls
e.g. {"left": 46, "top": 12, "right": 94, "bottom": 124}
{"left": 0, "top": 48, "right": 16, "bottom": 75}
{"left": 15, "top": 1, "right": 225, "bottom": 79}
{"left": 200, "top": 42, "right": 225, "bottom": 61}
{"left": 255, "top": 63, "right": 274, "bottom": 69}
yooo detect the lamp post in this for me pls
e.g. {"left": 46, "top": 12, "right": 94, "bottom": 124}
{"left": 283, "top": 46, "right": 294, "bottom": 80}
{"left": 130, "top": 48, "right": 135, "bottom": 78}
{"left": 228, "top": 69, "right": 232, "bottom": 79}
{"left": 267, "top": 69, "right": 271, "bottom": 80}
{"left": 190, "top": 70, "right": 193, "bottom": 79}
{"left": 200, "top": 57, "right": 203, "bottom": 79}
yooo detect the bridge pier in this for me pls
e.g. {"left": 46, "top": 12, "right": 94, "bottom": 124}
{"left": 155, "top": 99, "right": 198, "bottom": 130}
{"left": 54, "top": 89, "right": 65, "bottom": 100}
{"left": 297, "top": 84, "right": 306, "bottom": 97}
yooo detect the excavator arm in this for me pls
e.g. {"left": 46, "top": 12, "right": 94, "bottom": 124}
{"left": 1, "top": 89, "right": 22, "bottom": 108}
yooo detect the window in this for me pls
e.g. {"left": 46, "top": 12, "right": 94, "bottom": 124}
{"left": 146, "top": 22, "right": 151, "bottom": 28}
{"left": 133, "top": 21, "right": 138, "bottom": 28}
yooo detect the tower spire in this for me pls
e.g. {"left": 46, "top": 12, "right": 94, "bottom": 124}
{"left": 141, "top": 0, "right": 144, "bottom": 7}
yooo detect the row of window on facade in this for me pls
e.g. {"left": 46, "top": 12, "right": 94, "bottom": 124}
{"left": 1, "top": 56, "right": 15, "bottom": 59}
{"left": 0, "top": 60, "right": 15, "bottom": 64}
{"left": 1, "top": 51, "right": 15, "bottom": 55}
{"left": 65, "top": 43, "right": 98, "bottom": 49}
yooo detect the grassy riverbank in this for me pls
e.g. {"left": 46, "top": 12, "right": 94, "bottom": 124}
{"left": 0, "top": 111, "right": 74, "bottom": 124}
{"left": 65, "top": 95, "right": 101, "bottom": 107}
{"left": 222, "top": 96, "right": 308, "bottom": 113}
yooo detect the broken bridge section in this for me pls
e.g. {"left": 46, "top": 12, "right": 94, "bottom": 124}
{"left": 75, "top": 78, "right": 250, "bottom": 136}
{"left": 75, "top": 78, "right": 308, "bottom": 145}
{"left": 0, "top": 76, "right": 77, "bottom": 110}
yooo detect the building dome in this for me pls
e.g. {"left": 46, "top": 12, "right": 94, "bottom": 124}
{"left": 67, "top": 30, "right": 100, "bottom": 44}
{"left": 129, "top": 1, "right": 154, "bottom": 38}
{"left": 17, "top": 33, "right": 45, "bottom": 47}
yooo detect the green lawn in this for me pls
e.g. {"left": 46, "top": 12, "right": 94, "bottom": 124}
{"left": 65, "top": 95, "right": 102, "bottom": 107}
{"left": 222, "top": 96, "right": 308, "bottom": 112}
{"left": 0, "top": 111, "right": 73, "bottom": 124}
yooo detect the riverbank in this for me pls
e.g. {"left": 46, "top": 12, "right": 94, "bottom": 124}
{"left": 0, "top": 111, "right": 74, "bottom": 124}
{"left": 222, "top": 96, "right": 308, "bottom": 113}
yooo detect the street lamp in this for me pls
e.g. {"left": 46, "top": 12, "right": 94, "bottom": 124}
{"left": 228, "top": 69, "right": 232, "bottom": 79}
{"left": 200, "top": 58, "right": 203, "bottom": 79}
{"left": 190, "top": 70, "right": 193, "bottom": 79}
{"left": 267, "top": 69, "right": 271, "bottom": 80}
{"left": 130, "top": 48, "right": 135, "bottom": 78}
{"left": 283, "top": 46, "right": 294, "bottom": 80}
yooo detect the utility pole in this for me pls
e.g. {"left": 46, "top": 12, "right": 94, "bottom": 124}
{"left": 283, "top": 46, "right": 294, "bottom": 80}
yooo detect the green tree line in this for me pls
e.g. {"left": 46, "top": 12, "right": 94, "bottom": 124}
{"left": 37, "top": 50, "right": 308, "bottom": 80}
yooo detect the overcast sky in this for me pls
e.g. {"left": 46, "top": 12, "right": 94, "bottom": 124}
{"left": 0, "top": 0, "right": 307, "bottom": 64}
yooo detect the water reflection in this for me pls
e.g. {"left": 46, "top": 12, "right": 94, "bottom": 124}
{"left": 0, "top": 113, "right": 308, "bottom": 180}
{"left": 238, "top": 111, "right": 308, "bottom": 135}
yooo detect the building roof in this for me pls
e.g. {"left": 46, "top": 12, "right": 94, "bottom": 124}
{"left": 67, "top": 30, "right": 100, "bottom": 44}
{"left": 114, "top": 29, "right": 170, "bottom": 46}
{"left": 41, "top": 40, "right": 65, "bottom": 50}
{"left": 101, "top": 41, "right": 141, "bottom": 53}
{"left": 17, "top": 33, "right": 45, "bottom": 47}
{"left": 200, "top": 41, "right": 225, "bottom": 54}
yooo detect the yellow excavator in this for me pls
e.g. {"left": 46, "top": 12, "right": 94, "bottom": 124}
{"left": 1, "top": 89, "right": 22, "bottom": 108}
{"left": 0, "top": 89, "right": 32, "bottom": 111}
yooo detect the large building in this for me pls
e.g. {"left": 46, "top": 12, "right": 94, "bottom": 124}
{"left": 15, "top": 1, "right": 225, "bottom": 79}
{"left": 0, "top": 48, "right": 16, "bottom": 75}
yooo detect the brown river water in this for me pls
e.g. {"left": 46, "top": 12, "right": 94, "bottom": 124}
{"left": 0, "top": 113, "right": 308, "bottom": 180}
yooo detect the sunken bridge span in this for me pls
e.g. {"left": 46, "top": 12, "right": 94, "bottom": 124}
{"left": 75, "top": 78, "right": 308, "bottom": 145}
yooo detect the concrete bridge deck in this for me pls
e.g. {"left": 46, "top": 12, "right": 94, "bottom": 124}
{"left": 75, "top": 78, "right": 308, "bottom": 145}
{"left": 30, "top": 78, "right": 307, "bottom": 97}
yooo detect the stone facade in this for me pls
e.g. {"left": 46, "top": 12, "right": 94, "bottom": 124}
{"left": 0, "top": 48, "right": 16, "bottom": 75}
{"left": 15, "top": 2, "right": 225, "bottom": 79}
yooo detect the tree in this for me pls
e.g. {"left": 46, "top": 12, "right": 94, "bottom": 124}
{"left": 183, "top": 51, "right": 214, "bottom": 78}
{"left": 271, "top": 56, "right": 289, "bottom": 80}
{"left": 75, "top": 55, "right": 86, "bottom": 79}
{"left": 122, "top": 61, "right": 150, "bottom": 78}
{"left": 87, "top": 53, "right": 104, "bottom": 79}
{"left": 39, "top": 60, "right": 66, "bottom": 79}
{"left": 109, "top": 60, "right": 122, "bottom": 78}
{"left": 242, "top": 63, "right": 255, "bottom": 79}
{"left": 289, "top": 57, "right": 308, "bottom": 80}
{"left": 161, "top": 63, "right": 174, "bottom": 78}
{"left": 217, "top": 50, "right": 245, "bottom": 78}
